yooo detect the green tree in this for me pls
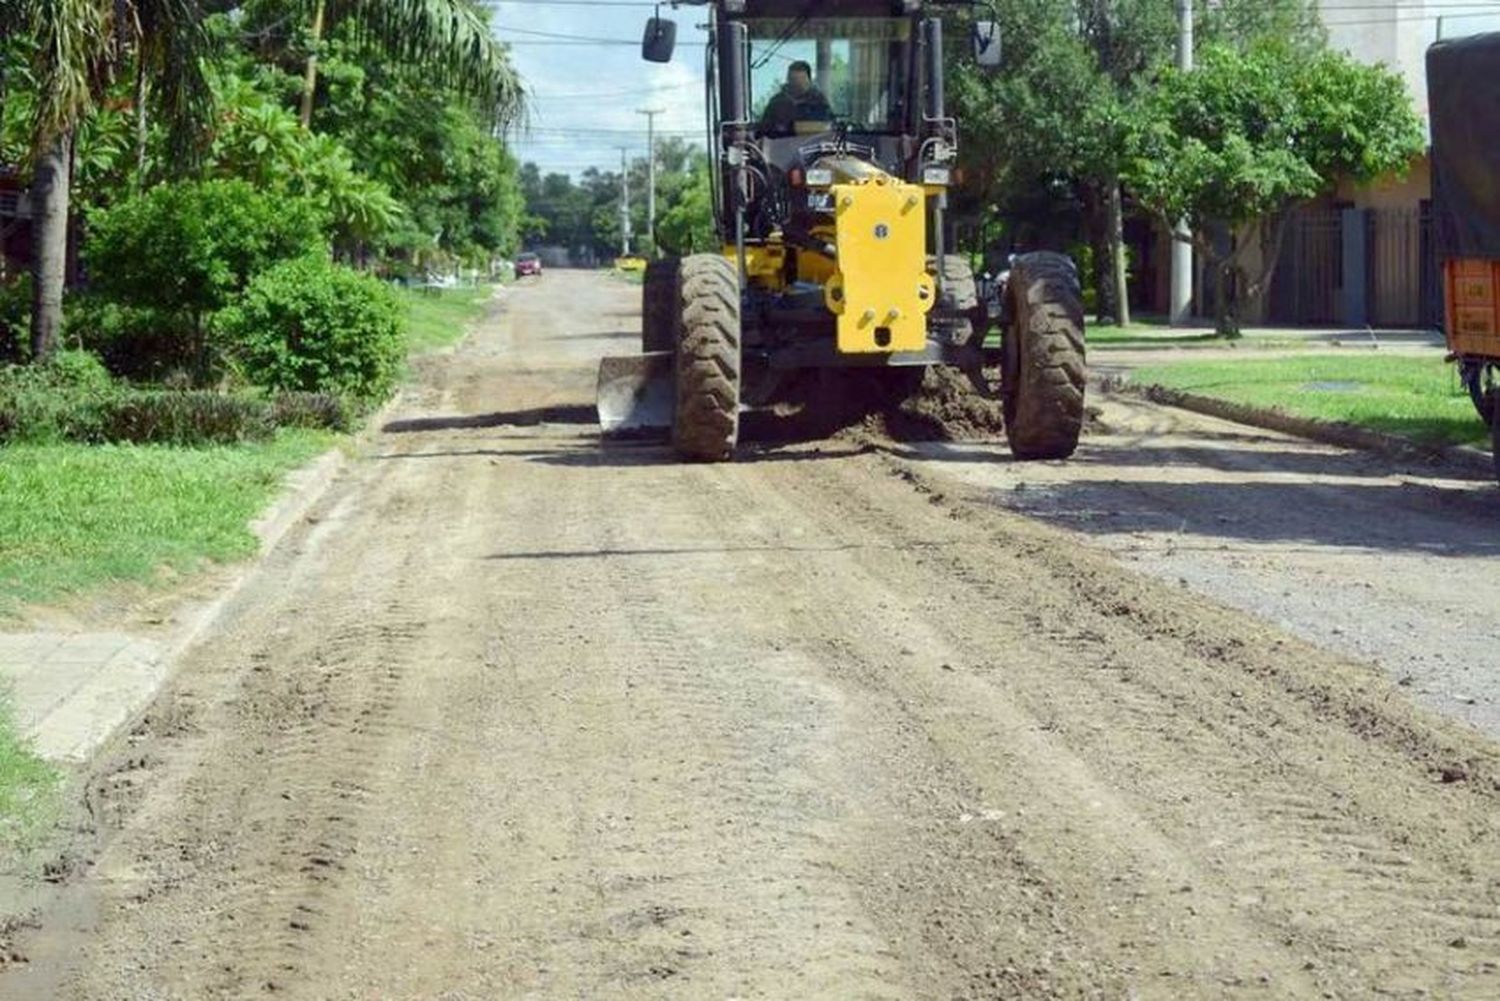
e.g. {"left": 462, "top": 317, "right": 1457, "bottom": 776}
{"left": 1126, "top": 43, "right": 1424, "bottom": 334}
{"left": 277, "top": 0, "right": 524, "bottom": 130}
{"left": 84, "top": 178, "right": 326, "bottom": 371}
{"left": 655, "top": 152, "right": 717, "bottom": 257}
{"left": 951, "top": 0, "right": 1322, "bottom": 323}
{"left": 206, "top": 82, "right": 403, "bottom": 258}
{"left": 9, "top": 0, "right": 213, "bottom": 361}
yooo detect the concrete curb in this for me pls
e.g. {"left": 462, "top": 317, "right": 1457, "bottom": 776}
{"left": 1099, "top": 374, "right": 1495, "bottom": 479}
{"left": 2, "top": 297, "right": 486, "bottom": 767}
{"left": 1, "top": 443, "right": 351, "bottom": 765}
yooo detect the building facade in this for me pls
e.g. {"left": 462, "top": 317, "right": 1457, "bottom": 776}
{"left": 1250, "top": 2, "right": 1500, "bottom": 328}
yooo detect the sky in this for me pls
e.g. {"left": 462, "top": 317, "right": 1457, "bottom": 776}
{"left": 489, "top": 1, "right": 711, "bottom": 179}
{"left": 490, "top": 1, "right": 1500, "bottom": 178}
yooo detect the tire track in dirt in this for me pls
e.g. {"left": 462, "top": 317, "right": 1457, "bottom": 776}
{"left": 18, "top": 404, "right": 476, "bottom": 996}
{"left": 9, "top": 271, "right": 1500, "bottom": 1000}
{"left": 732, "top": 449, "right": 1500, "bottom": 997}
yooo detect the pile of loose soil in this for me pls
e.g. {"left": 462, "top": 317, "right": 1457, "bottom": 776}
{"left": 866, "top": 366, "right": 1008, "bottom": 442}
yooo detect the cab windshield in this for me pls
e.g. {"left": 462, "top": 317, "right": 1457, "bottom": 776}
{"left": 747, "top": 17, "right": 910, "bottom": 135}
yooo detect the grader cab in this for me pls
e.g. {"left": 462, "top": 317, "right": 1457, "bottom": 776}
{"left": 597, "top": 0, "right": 1086, "bottom": 462}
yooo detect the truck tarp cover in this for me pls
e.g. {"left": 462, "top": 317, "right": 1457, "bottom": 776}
{"left": 1429, "top": 32, "right": 1500, "bottom": 260}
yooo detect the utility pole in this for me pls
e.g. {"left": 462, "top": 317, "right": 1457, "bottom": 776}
{"left": 638, "top": 108, "right": 664, "bottom": 257}
{"left": 617, "top": 146, "right": 632, "bottom": 256}
{"left": 1170, "top": 0, "right": 1194, "bottom": 326}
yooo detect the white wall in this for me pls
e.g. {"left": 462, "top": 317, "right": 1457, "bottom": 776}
{"left": 1319, "top": 1, "right": 1500, "bottom": 122}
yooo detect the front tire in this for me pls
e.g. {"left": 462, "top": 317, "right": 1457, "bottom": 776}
{"left": 673, "top": 254, "right": 741, "bottom": 462}
{"left": 1002, "top": 252, "right": 1087, "bottom": 460}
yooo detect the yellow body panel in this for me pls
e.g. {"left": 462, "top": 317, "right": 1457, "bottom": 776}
{"left": 824, "top": 178, "right": 933, "bottom": 353}
{"left": 724, "top": 243, "right": 787, "bottom": 291}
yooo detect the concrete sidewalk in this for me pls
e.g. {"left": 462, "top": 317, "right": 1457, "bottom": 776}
{"left": 1, "top": 633, "right": 168, "bottom": 763}
{"left": 0, "top": 448, "right": 347, "bottom": 766}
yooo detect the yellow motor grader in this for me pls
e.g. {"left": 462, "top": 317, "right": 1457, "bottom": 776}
{"left": 597, "top": 0, "right": 1086, "bottom": 462}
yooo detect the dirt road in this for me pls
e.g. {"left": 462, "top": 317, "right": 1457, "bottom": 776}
{"left": 6, "top": 270, "right": 1500, "bottom": 999}
{"left": 900, "top": 395, "right": 1500, "bottom": 737}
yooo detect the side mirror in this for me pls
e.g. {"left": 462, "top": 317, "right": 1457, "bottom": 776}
{"left": 643, "top": 17, "right": 677, "bottom": 63}
{"left": 972, "top": 21, "right": 1002, "bottom": 70}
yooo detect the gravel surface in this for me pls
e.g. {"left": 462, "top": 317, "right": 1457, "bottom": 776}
{"left": 902, "top": 395, "right": 1500, "bottom": 738}
{"left": 5, "top": 271, "right": 1500, "bottom": 999}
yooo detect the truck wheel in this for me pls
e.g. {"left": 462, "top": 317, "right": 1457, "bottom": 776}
{"left": 1461, "top": 360, "right": 1497, "bottom": 426}
{"left": 1492, "top": 401, "right": 1500, "bottom": 486}
{"left": 642, "top": 258, "right": 680, "bottom": 353}
{"left": 932, "top": 254, "right": 983, "bottom": 340}
{"left": 1002, "top": 251, "right": 1086, "bottom": 460}
{"left": 673, "top": 254, "right": 741, "bottom": 462}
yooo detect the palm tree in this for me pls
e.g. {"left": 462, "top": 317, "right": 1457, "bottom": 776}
{"left": 13, "top": 0, "right": 524, "bottom": 361}
{"left": 296, "top": 0, "right": 525, "bottom": 129}
{"left": 13, "top": 0, "right": 212, "bottom": 360}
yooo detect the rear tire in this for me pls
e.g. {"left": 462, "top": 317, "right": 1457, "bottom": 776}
{"left": 1492, "top": 398, "right": 1499, "bottom": 486}
{"left": 673, "top": 254, "right": 741, "bottom": 462}
{"left": 642, "top": 258, "right": 680, "bottom": 353}
{"left": 1461, "top": 360, "right": 1497, "bottom": 426}
{"left": 1002, "top": 252, "right": 1086, "bottom": 460}
{"left": 933, "top": 254, "right": 983, "bottom": 341}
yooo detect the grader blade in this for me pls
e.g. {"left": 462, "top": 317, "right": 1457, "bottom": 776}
{"left": 596, "top": 352, "right": 673, "bottom": 435}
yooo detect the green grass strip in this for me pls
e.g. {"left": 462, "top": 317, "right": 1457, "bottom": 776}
{"left": 0, "top": 697, "right": 58, "bottom": 848}
{"left": 1130, "top": 353, "right": 1485, "bottom": 447}
{"left": 0, "top": 430, "right": 332, "bottom": 613}
{"left": 398, "top": 284, "right": 496, "bottom": 354}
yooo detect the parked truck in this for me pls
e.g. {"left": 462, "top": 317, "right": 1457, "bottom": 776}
{"left": 1427, "top": 32, "right": 1500, "bottom": 482}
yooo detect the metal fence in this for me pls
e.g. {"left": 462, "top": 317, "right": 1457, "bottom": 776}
{"left": 1268, "top": 208, "right": 1342, "bottom": 325}
{"left": 1366, "top": 206, "right": 1445, "bottom": 328}
{"left": 1266, "top": 205, "right": 1442, "bottom": 329}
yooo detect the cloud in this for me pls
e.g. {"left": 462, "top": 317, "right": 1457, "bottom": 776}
{"left": 493, "top": 3, "right": 709, "bottom": 177}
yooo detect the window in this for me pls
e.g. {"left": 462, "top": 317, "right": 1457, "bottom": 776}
{"left": 747, "top": 18, "right": 910, "bottom": 134}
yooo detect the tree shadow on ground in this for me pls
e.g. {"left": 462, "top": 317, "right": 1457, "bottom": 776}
{"left": 974, "top": 463, "right": 1500, "bottom": 557}
{"left": 383, "top": 406, "right": 596, "bottom": 433}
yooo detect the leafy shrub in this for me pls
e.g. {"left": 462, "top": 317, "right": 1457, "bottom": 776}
{"left": 0, "top": 351, "right": 348, "bottom": 445}
{"left": 270, "top": 391, "right": 352, "bottom": 432}
{"left": 0, "top": 350, "right": 121, "bottom": 442}
{"left": 43, "top": 349, "right": 114, "bottom": 394}
{"left": 66, "top": 295, "right": 197, "bottom": 382}
{"left": 98, "top": 391, "right": 275, "bottom": 445}
{"left": 216, "top": 256, "right": 404, "bottom": 403}
{"left": 0, "top": 275, "right": 30, "bottom": 364}
{"left": 82, "top": 180, "right": 327, "bottom": 376}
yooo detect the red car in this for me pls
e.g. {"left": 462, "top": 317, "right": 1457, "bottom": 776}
{"left": 515, "top": 252, "right": 543, "bottom": 277}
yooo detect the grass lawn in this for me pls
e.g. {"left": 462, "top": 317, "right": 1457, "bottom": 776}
{"left": 0, "top": 430, "right": 333, "bottom": 613}
{"left": 397, "top": 284, "right": 496, "bottom": 353}
{"left": 1130, "top": 353, "right": 1486, "bottom": 447}
{"left": 0, "top": 697, "right": 57, "bottom": 847}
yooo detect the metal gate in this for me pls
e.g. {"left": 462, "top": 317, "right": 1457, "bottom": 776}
{"left": 1366, "top": 207, "right": 1425, "bottom": 327}
{"left": 1268, "top": 208, "right": 1341, "bottom": 324}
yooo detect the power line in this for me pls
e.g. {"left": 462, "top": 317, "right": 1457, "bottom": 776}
{"left": 533, "top": 81, "right": 700, "bottom": 100}
{"left": 498, "top": 24, "right": 641, "bottom": 43}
